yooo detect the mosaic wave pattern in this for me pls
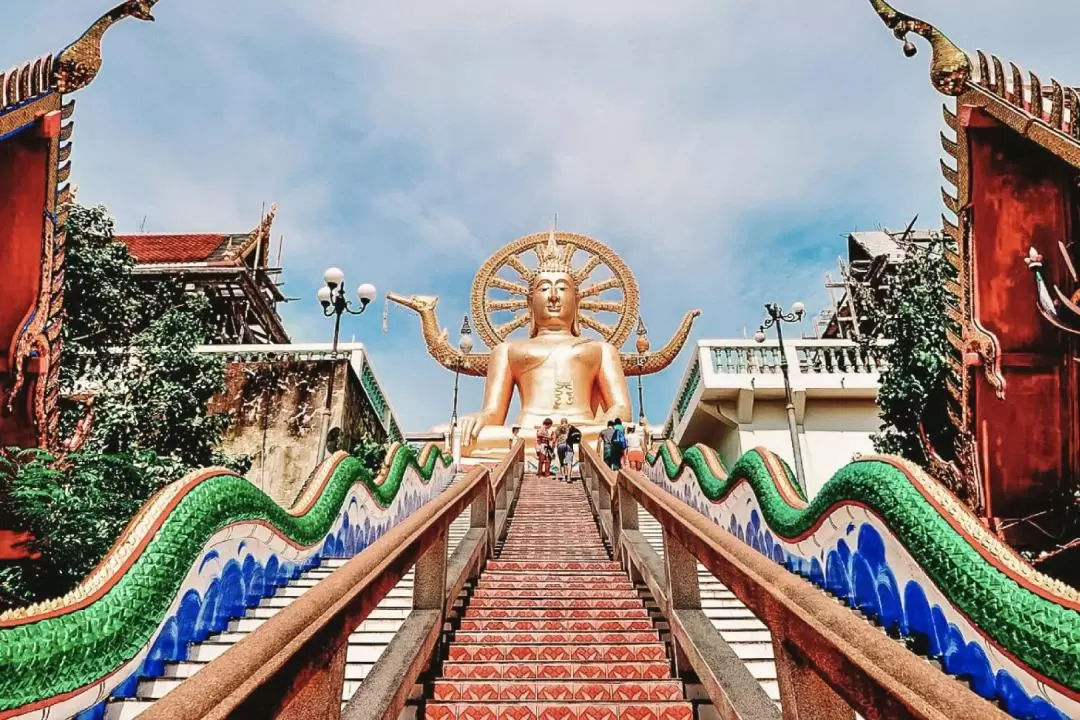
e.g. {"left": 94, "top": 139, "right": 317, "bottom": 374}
{"left": 0, "top": 443, "right": 455, "bottom": 720}
{"left": 643, "top": 442, "right": 1080, "bottom": 720}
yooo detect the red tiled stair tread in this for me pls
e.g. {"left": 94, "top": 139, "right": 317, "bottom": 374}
{"left": 478, "top": 582, "right": 635, "bottom": 590}
{"left": 447, "top": 645, "right": 668, "bottom": 662}
{"left": 426, "top": 703, "right": 693, "bottom": 720}
{"left": 433, "top": 681, "right": 684, "bottom": 702}
{"left": 486, "top": 562, "right": 621, "bottom": 571}
{"left": 428, "top": 476, "right": 685, "bottom": 719}
{"left": 459, "top": 620, "right": 656, "bottom": 632}
{"left": 470, "top": 599, "right": 644, "bottom": 609}
{"left": 473, "top": 590, "right": 637, "bottom": 599}
{"left": 454, "top": 632, "right": 660, "bottom": 644}
{"left": 442, "top": 662, "right": 673, "bottom": 680}
{"left": 462, "top": 611, "right": 650, "bottom": 622}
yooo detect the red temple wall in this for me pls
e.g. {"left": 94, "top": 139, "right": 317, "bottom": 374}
{"left": 968, "top": 122, "right": 1074, "bottom": 518}
{"left": 0, "top": 129, "right": 49, "bottom": 449}
{"left": 0, "top": 126, "right": 51, "bottom": 560}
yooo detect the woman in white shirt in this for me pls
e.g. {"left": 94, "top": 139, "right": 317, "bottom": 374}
{"left": 624, "top": 425, "right": 645, "bottom": 470}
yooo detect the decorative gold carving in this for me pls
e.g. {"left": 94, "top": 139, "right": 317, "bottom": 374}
{"left": 225, "top": 203, "right": 277, "bottom": 263}
{"left": 383, "top": 293, "right": 488, "bottom": 377}
{"left": 0, "top": 54, "right": 53, "bottom": 113}
{"left": 940, "top": 132, "right": 958, "bottom": 158}
{"left": 867, "top": 0, "right": 971, "bottom": 96}
{"left": 624, "top": 310, "right": 701, "bottom": 377}
{"left": 471, "top": 231, "right": 640, "bottom": 349}
{"left": 939, "top": 159, "right": 958, "bottom": 188}
{"left": 580, "top": 278, "right": 621, "bottom": 299}
{"left": 54, "top": 0, "right": 158, "bottom": 94}
{"left": 488, "top": 277, "right": 527, "bottom": 296}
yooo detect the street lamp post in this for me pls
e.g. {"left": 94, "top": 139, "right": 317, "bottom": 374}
{"left": 635, "top": 318, "right": 650, "bottom": 427}
{"left": 316, "top": 267, "right": 377, "bottom": 460}
{"left": 451, "top": 315, "right": 473, "bottom": 427}
{"left": 754, "top": 301, "right": 807, "bottom": 497}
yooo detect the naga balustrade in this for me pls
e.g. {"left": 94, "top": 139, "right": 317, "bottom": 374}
{"left": 579, "top": 444, "right": 1009, "bottom": 720}
{"left": 140, "top": 440, "right": 525, "bottom": 720}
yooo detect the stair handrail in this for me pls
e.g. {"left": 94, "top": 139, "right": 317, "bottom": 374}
{"left": 582, "top": 445, "right": 1011, "bottom": 720}
{"left": 140, "top": 440, "right": 526, "bottom": 720}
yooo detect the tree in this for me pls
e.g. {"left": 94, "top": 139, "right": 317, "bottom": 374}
{"left": 0, "top": 204, "right": 245, "bottom": 608}
{"left": 857, "top": 235, "right": 958, "bottom": 464}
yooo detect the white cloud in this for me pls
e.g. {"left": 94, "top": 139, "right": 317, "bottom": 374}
{"left": 6, "top": 0, "right": 1080, "bottom": 430}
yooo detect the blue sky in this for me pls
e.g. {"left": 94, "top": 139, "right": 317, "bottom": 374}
{"left": 8, "top": 1, "right": 1080, "bottom": 432}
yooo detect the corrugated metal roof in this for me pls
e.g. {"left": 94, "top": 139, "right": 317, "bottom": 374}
{"left": 848, "top": 229, "right": 938, "bottom": 263}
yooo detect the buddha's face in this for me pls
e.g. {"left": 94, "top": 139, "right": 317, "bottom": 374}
{"left": 530, "top": 271, "right": 578, "bottom": 334}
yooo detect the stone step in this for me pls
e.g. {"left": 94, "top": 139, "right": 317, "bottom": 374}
{"left": 426, "top": 702, "right": 692, "bottom": 720}
{"left": 432, "top": 679, "right": 686, "bottom": 702}
{"left": 446, "top": 643, "right": 668, "bottom": 663}
{"left": 453, "top": 631, "right": 661, "bottom": 644}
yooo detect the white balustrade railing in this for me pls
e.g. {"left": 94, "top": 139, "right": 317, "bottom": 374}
{"left": 664, "top": 339, "right": 889, "bottom": 441}
{"left": 709, "top": 339, "right": 887, "bottom": 377}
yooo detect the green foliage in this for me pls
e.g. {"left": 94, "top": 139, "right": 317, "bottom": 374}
{"left": 350, "top": 437, "right": 391, "bottom": 473}
{"left": 0, "top": 449, "right": 188, "bottom": 606}
{"left": 59, "top": 204, "right": 233, "bottom": 468}
{"left": 0, "top": 204, "right": 246, "bottom": 609}
{"left": 857, "top": 237, "right": 958, "bottom": 464}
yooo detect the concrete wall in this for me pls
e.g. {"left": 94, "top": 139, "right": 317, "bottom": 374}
{"left": 733, "top": 399, "right": 879, "bottom": 500}
{"left": 209, "top": 358, "right": 387, "bottom": 506}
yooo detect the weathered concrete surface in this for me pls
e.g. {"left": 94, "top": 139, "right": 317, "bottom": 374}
{"left": 210, "top": 358, "right": 386, "bottom": 505}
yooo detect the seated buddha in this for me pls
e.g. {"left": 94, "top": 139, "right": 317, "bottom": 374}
{"left": 458, "top": 233, "right": 633, "bottom": 459}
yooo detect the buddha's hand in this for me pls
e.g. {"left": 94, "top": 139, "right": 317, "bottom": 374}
{"left": 458, "top": 414, "right": 486, "bottom": 445}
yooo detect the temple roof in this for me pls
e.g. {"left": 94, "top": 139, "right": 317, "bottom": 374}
{"left": 120, "top": 233, "right": 257, "bottom": 265}
{"left": 121, "top": 233, "right": 233, "bottom": 264}
{"left": 117, "top": 204, "right": 278, "bottom": 269}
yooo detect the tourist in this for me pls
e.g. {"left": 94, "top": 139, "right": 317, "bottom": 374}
{"left": 509, "top": 425, "right": 520, "bottom": 449}
{"left": 625, "top": 425, "right": 645, "bottom": 471}
{"left": 600, "top": 420, "right": 615, "bottom": 468}
{"left": 609, "top": 418, "right": 627, "bottom": 471}
{"left": 566, "top": 422, "right": 582, "bottom": 482}
{"left": 536, "top": 418, "right": 554, "bottom": 477}
{"left": 554, "top": 418, "right": 572, "bottom": 482}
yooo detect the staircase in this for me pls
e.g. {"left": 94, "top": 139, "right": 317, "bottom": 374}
{"left": 106, "top": 504, "right": 473, "bottom": 719}
{"left": 635, "top": 509, "right": 779, "bottom": 719}
{"left": 426, "top": 475, "right": 694, "bottom": 720}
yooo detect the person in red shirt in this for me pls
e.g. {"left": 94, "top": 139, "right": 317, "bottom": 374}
{"left": 535, "top": 418, "right": 554, "bottom": 477}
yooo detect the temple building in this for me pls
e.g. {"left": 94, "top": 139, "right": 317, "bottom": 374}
{"left": 815, "top": 227, "right": 940, "bottom": 340}
{"left": 116, "top": 206, "right": 290, "bottom": 345}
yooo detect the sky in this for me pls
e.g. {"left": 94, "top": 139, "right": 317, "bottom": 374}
{"left": 7, "top": 0, "right": 1080, "bottom": 432}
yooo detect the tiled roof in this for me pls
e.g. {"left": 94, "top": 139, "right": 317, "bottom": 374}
{"left": 118, "top": 233, "right": 236, "bottom": 264}
{"left": 115, "top": 231, "right": 268, "bottom": 264}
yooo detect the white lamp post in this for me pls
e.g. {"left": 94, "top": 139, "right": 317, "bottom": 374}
{"left": 317, "top": 268, "right": 377, "bottom": 460}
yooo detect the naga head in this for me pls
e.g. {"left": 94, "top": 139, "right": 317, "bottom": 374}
{"left": 123, "top": 0, "right": 157, "bottom": 21}
{"left": 386, "top": 291, "right": 439, "bottom": 312}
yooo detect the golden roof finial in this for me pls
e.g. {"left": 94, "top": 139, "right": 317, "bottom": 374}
{"left": 867, "top": 0, "right": 971, "bottom": 96}
{"left": 55, "top": 1, "right": 159, "bottom": 94}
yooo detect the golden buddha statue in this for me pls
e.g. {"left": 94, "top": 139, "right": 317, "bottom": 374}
{"left": 386, "top": 230, "right": 700, "bottom": 461}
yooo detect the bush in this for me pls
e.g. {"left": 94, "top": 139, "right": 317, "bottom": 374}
{"left": 857, "top": 235, "right": 959, "bottom": 464}
{"left": 350, "top": 437, "right": 390, "bottom": 473}
{"left": 0, "top": 449, "right": 188, "bottom": 607}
